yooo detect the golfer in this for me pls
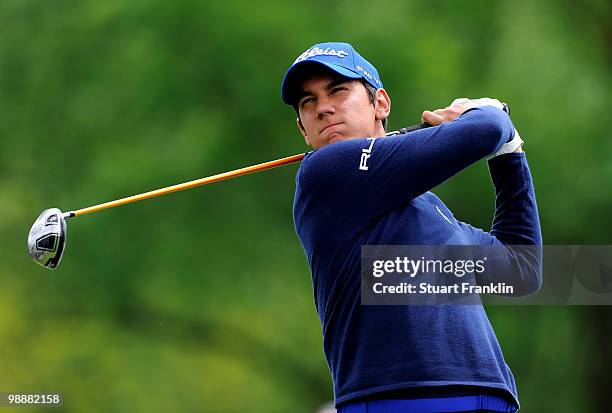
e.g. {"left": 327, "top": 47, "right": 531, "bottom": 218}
{"left": 282, "top": 42, "right": 542, "bottom": 413}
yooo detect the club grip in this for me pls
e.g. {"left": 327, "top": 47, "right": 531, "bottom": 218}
{"left": 395, "top": 123, "right": 430, "bottom": 134}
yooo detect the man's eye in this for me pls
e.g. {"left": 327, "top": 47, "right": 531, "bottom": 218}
{"left": 300, "top": 97, "right": 314, "bottom": 107}
{"left": 331, "top": 87, "right": 347, "bottom": 94}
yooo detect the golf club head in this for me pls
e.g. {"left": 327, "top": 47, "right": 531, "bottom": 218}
{"left": 28, "top": 208, "right": 67, "bottom": 270}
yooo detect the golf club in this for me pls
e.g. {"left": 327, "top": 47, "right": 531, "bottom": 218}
{"left": 28, "top": 107, "right": 510, "bottom": 270}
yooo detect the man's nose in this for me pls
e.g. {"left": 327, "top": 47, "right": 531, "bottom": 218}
{"left": 315, "top": 95, "right": 335, "bottom": 118}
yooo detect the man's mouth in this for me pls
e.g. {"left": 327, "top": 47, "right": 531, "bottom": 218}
{"left": 320, "top": 122, "right": 342, "bottom": 135}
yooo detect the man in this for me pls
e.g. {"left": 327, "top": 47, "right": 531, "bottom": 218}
{"left": 282, "top": 42, "right": 541, "bottom": 413}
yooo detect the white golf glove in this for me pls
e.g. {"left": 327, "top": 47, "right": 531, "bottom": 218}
{"left": 452, "top": 97, "right": 507, "bottom": 112}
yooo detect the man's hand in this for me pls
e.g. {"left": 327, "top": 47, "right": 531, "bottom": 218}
{"left": 421, "top": 98, "right": 470, "bottom": 126}
{"left": 421, "top": 98, "right": 522, "bottom": 153}
{"left": 421, "top": 97, "right": 508, "bottom": 126}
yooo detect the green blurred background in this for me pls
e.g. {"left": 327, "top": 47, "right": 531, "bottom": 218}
{"left": 1, "top": 0, "right": 611, "bottom": 411}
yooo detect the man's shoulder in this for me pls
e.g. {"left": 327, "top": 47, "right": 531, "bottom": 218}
{"left": 297, "top": 140, "right": 362, "bottom": 184}
{"left": 298, "top": 138, "right": 383, "bottom": 177}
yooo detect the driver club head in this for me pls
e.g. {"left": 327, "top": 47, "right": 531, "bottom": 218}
{"left": 28, "top": 208, "right": 68, "bottom": 270}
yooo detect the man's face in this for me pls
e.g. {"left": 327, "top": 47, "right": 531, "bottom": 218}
{"left": 296, "top": 74, "right": 386, "bottom": 149}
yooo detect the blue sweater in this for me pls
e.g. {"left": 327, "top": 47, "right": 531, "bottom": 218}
{"left": 292, "top": 106, "right": 542, "bottom": 406}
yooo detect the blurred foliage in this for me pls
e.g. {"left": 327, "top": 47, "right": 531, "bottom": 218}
{"left": 0, "top": 0, "right": 611, "bottom": 412}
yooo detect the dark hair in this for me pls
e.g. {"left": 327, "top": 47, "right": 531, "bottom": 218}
{"left": 292, "top": 76, "right": 388, "bottom": 131}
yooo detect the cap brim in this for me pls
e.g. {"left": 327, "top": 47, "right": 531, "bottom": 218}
{"left": 281, "top": 61, "right": 361, "bottom": 105}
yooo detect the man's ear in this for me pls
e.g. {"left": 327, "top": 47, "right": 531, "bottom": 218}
{"left": 296, "top": 117, "right": 312, "bottom": 147}
{"left": 374, "top": 88, "right": 391, "bottom": 122}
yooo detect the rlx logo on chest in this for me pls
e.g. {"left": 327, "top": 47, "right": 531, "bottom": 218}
{"left": 359, "top": 138, "right": 376, "bottom": 171}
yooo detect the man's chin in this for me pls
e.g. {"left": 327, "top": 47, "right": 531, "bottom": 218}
{"left": 316, "top": 133, "right": 360, "bottom": 149}
{"left": 328, "top": 133, "right": 351, "bottom": 144}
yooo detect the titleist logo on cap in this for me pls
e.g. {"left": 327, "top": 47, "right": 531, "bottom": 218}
{"left": 294, "top": 47, "right": 349, "bottom": 64}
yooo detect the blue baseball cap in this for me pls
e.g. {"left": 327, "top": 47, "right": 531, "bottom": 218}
{"left": 281, "top": 42, "right": 383, "bottom": 105}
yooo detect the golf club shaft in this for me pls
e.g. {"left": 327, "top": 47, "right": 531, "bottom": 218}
{"left": 65, "top": 153, "right": 307, "bottom": 218}
{"left": 65, "top": 123, "right": 432, "bottom": 218}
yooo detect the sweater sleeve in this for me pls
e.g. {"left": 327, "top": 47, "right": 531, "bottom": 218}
{"left": 470, "top": 152, "right": 543, "bottom": 296}
{"left": 487, "top": 153, "right": 542, "bottom": 245}
{"left": 298, "top": 106, "right": 514, "bottom": 226}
